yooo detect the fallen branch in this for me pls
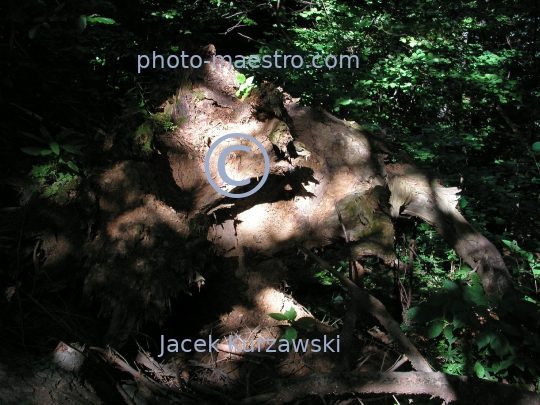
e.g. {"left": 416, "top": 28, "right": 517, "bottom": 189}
{"left": 295, "top": 244, "right": 433, "bottom": 373}
{"left": 266, "top": 371, "right": 540, "bottom": 405}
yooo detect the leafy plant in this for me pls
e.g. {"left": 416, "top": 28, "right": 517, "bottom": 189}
{"left": 236, "top": 74, "right": 256, "bottom": 100}
{"left": 313, "top": 260, "right": 348, "bottom": 285}
{"left": 20, "top": 125, "right": 84, "bottom": 173}
{"left": 20, "top": 125, "right": 85, "bottom": 196}
{"left": 29, "top": 166, "right": 76, "bottom": 197}
{"left": 268, "top": 307, "right": 315, "bottom": 343}
{"left": 408, "top": 275, "right": 540, "bottom": 382}
{"left": 502, "top": 240, "right": 540, "bottom": 278}
{"left": 149, "top": 113, "right": 178, "bottom": 134}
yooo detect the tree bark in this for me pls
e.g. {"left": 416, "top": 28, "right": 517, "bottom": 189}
{"left": 268, "top": 371, "right": 540, "bottom": 405}
{"left": 387, "top": 166, "right": 514, "bottom": 299}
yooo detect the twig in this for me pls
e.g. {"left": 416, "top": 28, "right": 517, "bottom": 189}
{"left": 91, "top": 346, "right": 170, "bottom": 396}
{"left": 237, "top": 32, "right": 267, "bottom": 46}
{"left": 273, "top": 0, "right": 297, "bottom": 49}
{"left": 116, "top": 384, "right": 137, "bottom": 405}
{"left": 319, "top": 0, "right": 330, "bottom": 19}
{"left": 464, "top": 261, "right": 481, "bottom": 281}
{"left": 385, "top": 355, "right": 408, "bottom": 372}
{"left": 334, "top": 200, "right": 350, "bottom": 242}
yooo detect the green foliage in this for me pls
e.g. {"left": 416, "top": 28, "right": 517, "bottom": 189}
{"left": 148, "top": 113, "right": 178, "bottom": 134}
{"left": 408, "top": 269, "right": 540, "bottom": 382}
{"left": 280, "top": 327, "right": 298, "bottom": 343}
{"left": 20, "top": 125, "right": 84, "bottom": 196}
{"left": 194, "top": 89, "right": 206, "bottom": 101}
{"left": 269, "top": 307, "right": 297, "bottom": 322}
{"left": 135, "top": 122, "right": 154, "bottom": 152}
{"left": 20, "top": 126, "right": 84, "bottom": 162}
{"left": 313, "top": 265, "right": 343, "bottom": 286}
{"left": 502, "top": 240, "right": 540, "bottom": 278}
{"left": 28, "top": 164, "right": 77, "bottom": 197}
{"left": 235, "top": 74, "right": 256, "bottom": 99}
{"left": 269, "top": 307, "right": 315, "bottom": 343}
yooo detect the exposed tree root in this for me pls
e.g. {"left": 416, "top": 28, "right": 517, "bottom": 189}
{"left": 266, "top": 371, "right": 540, "bottom": 405}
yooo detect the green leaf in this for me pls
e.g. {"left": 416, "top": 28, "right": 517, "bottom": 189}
{"left": 442, "top": 279, "right": 461, "bottom": 296}
{"left": 40, "top": 149, "right": 53, "bottom": 156}
{"left": 283, "top": 307, "right": 297, "bottom": 322}
{"left": 236, "top": 73, "right": 246, "bottom": 84}
{"left": 443, "top": 326, "right": 455, "bottom": 343}
{"left": 20, "top": 146, "right": 43, "bottom": 156}
{"left": 56, "top": 128, "right": 75, "bottom": 141}
{"left": 268, "top": 313, "right": 289, "bottom": 321}
{"left": 490, "top": 332, "right": 510, "bottom": 356}
{"left": 476, "top": 331, "right": 494, "bottom": 349}
{"left": 338, "top": 98, "right": 353, "bottom": 106}
{"left": 532, "top": 142, "right": 540, "bottom": 152}
{"left": 294, "top": 317, "right": 316, "bottom": 329}
{"left": 29, "top": 24, "right": 41, "bottom": 39}
{"left": 459, "top": 197, "right": 468, "bottom": 209}
{"left": 50, "top": 142, "right": 60, "bottom": 155}
{"left": 462, "top": 284, "right": 486, "bottom": 305}
{"left": 407, "top": 305, "right": 442, "bottom": 324}
{"left": 20, "top": 131, "right": 47, "bottom": 144}
{"left": 425, "top": 320, "right": 444, "bottom": 338}
{"left": 76, "top": 15, "right": 87, "bottom": 33}
{"left": 39, "top": 125, "right": 53, "bottom": 142}
{"left": 502, "top": 239, "right": 516, "bottom": 249}
{"left": 474, "top": 362, "right": 485, "bottom": 378}
{"left": 67, "top": 161, "right": 79, "bottom": 173}
{"left": 86, "top": 16, "right": 115, "bottom": 24}
{"left": 496, "top": 358, "right": 515, "bottom": 373}
{"left": 60, "top": 144, "right": 84, "bottom": 156}
{"left": 279, "top": 327, "right": 298, "bottom": 343}
{"left": 453, "top": 312, "right": 468, "bottom": 328}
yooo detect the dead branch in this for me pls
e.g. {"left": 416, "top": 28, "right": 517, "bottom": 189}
{"left": 265, "top": 371, "right": 540, "bottom": 405}
{"left": 295, "top": 244, "right": 433, "bottom": 373}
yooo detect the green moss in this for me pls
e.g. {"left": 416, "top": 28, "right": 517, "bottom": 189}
{"left": 176, "top": 116, "right": 187, "bottom": 127}
{"left": 50, "top": 175, "right": 79, "bottom": 203}
{"left": 194, "top": 89, "right": 205, "bottom": 100}
{"left": 327, "top": 186, "right": 396, "bottom": 262}
{"left": 134, "top": 122, "right": 153, "bottom": 152}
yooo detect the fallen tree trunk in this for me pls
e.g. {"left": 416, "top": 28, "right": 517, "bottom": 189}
{"left": 268, "top": 371, "right": 540, "bottom": 405}
{"left": 387, "top": 166, "right": 514, "bottom": 299}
